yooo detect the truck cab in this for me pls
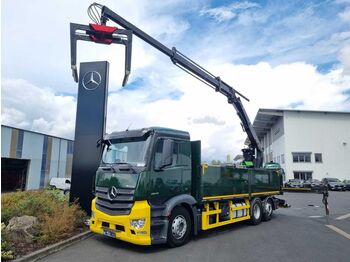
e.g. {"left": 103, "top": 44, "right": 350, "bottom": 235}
{"left": 90, "top": 127, "right": 196, "bottom": 246}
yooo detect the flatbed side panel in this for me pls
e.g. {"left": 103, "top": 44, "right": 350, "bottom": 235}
{"left": 249, "top": 168, "right": 281, "bottom": 194}
{"left": 201, "top": 166, "right": 281, "bottom": 198}
{"left": 201, "top": 166, "right": 249, "bottom": 197}
{"left": 191, "top": 141, "right": 202, "bottom": 202}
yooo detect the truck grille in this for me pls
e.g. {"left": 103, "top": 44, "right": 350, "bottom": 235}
{"left": 95, "top": 186, "right": 135, "bottom": 215}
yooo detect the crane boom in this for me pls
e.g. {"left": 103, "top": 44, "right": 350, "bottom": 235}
{"left": 71, "top": 3, "right": 263, "bottom": 167}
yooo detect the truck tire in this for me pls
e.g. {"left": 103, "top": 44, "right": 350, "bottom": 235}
{"left": 262, "top": 198, "right": 273, "bottom": 221}
{"left": 167, "top": 206, "right": 191, "bottom": 247}
{"left": 250, "top": 198, "right": 262, "bottom": 225}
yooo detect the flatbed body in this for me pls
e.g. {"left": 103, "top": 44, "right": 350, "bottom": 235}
{"left": 200, "top": 165, "right": 281, "bottom": 199}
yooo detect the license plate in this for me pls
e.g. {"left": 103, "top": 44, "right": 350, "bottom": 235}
{"left": 103, "top": 229, "right": 115, "bottom": 238}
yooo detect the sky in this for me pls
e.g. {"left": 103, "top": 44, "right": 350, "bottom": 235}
{"left": 1, "top": 0, "right": 350, "bottom": 162}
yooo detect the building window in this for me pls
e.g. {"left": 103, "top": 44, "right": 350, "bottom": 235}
{"left": 315, "top": 153, "right": 322, "bottom": 163}
{"left": 294, "top": 171, "right": 312, "bottom": 180}
{"left": 292, "top": 152, "right": 311, "bottom": 163}
{"left": 281, "top": 154, "right": 285, "bottom": 164}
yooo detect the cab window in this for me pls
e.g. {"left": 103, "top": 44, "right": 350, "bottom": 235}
{"left": 154, "top": 139, "right": 190, "bottom": 168}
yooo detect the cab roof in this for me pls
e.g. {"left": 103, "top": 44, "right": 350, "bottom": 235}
{"left": 104, "top": 127, "right": 190, "bottom": 141}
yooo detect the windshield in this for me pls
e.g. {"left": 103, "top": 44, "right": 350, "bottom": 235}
{"left": 102, "top": 136, "right": 151, "bottom": 166}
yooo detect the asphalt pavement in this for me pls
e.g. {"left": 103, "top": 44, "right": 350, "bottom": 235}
{"left": 40, "top": 191, "right": 350, "bottom": 262}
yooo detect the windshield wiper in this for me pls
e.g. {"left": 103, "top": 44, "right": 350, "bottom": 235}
{"left": 115, "top": 162, "right": 137, "bottom": 173}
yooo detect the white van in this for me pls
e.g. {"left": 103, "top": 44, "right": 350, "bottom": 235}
{"left": 49, "top": 177, "right": 71, "bottom": 193}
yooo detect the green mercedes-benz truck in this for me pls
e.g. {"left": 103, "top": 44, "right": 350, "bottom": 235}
{"left": 90, "top": 127, "right": 283, "bottom": 247}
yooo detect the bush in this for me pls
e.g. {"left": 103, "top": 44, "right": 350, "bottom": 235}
{"left": 40, "top": 201, "right": 86, "bottom": 244}
{"left": 1, "top": 189, "right": 87, "bottom": 258}
{"left": 1, "top": 189, "right": 69, "bottom": 224}
{"left": 1, "top": 223, "right": 14, "bottom": 260}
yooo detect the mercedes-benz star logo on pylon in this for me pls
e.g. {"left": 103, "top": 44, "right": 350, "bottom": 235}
{"left": 82, "top": 71, "right": 102, "bottom": 91}
{"left": 108, "top": 186, "right": 118, "bottom": 200}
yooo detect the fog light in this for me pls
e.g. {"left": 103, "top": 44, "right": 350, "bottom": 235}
{"left": 130, "top": 219, "right": 145, "bottom": 229}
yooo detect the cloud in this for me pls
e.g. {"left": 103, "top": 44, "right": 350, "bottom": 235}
{"left": 339, "top": 7, "right": 350, "bottom": 21}
{"left": 191, "top": 1, "right": 350, "bottom": 71}
{"left": 339, "top": 45, "right": 350, "bottom": 75}
{"left": 1, "top": 79, "right": 76, "bottom": 139}
{"left": 200, "top": 1, "right": 260, "bottom": 22}
{"left": 192, "top": 116, "right": 226, "bottom": 125}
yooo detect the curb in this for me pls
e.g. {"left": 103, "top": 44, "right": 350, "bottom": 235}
{"left": 13, "top": 231, "right": 93, "bottom": 262}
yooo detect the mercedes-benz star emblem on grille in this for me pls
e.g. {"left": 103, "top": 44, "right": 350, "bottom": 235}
{"left": 82, "top": 71, "right": 102, "bottom": 91}
{"left": 108, "top": 186, "right": 118, "bottom": 200}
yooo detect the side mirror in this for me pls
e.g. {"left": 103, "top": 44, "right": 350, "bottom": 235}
{"left": 155, "top": 139, "right": 174, "bottom": 171}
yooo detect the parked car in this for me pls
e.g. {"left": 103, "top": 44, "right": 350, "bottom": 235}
{"left": 285, "top": 179, "right": 304, "bottom": 188}
{"left": 321, "top": 178, "right": 345, "bottom": 191}
{"left": 49, "top": 177, "right": 71, "bottom": 194}
{"left": 343, "top": 180, "right": 350, "bottom": 191}
{"left": 303, "top": 179, "right": 322, "bottom": 190}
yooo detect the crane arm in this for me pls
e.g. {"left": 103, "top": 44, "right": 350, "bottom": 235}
{"left": 100, "top": 6, "right": 263, "bottom": 164}
{"left": 70, "top": 3, "right": 263, "bottom": 166}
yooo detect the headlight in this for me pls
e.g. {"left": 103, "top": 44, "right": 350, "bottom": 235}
{"left": 130, "top": 219, "right": 145, "bottom": 229}
{"left": 91, "top": 211, "right": 95, "bottom": 219}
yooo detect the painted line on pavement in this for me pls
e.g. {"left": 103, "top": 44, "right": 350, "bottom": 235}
{"left": 335, "top": 213, "right": 350, "bottom": 220}
{"left": 325, "top": 225, "right": 350, "bottom": 240}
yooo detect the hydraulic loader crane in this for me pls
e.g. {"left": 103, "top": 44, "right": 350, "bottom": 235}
{"left": 70, "top": 3, "right": 263, "bottom": 167}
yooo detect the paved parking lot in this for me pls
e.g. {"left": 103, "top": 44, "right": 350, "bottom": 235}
{"left": 41, "top": 192, "right": 350, "bottom": 262}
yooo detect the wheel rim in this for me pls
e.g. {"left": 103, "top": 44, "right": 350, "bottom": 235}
{"left": 265, "top": 201, "right": 272, "bottom": 216}
{"left": 253, "top": 203, "right": 261, "bottom": 219}
{"left": 171, "top": 215, "right": 187, "bottom": 240}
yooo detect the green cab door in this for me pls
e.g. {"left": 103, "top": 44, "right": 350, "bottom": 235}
{"left": 149, "top": 138, "right": 191, "bottom": 205}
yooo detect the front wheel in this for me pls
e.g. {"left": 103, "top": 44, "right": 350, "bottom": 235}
{"left": 167, "top": 206, "right": 191, "bottom": 247}
{"left": 250, "top": 198, "right": 262, "bottom": 225}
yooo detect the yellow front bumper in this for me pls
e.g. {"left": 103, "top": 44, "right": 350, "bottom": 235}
{"left": 90, "top": 198, "right": 151, "bottom": 245}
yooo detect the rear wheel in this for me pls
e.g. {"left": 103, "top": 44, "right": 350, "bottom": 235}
{"left": 250, "top": 198, "right": 262, "bottom": 225}
{"left": 262, "top": 198, "right": 273, "bottom": 221}
{"left": 167, "top": 206, "right": 191, "bottom": 247}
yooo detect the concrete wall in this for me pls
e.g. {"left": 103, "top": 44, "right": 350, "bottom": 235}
{"left": 59, "top": 140, "right": 68, "bottom": 178}
{"left": 49, "top": 138, "right": 60, "bottom": 180}
{"left": 22, "top": 132, "right": 44, "bottom": 189}
{"left": 262, "top": 117, "right": 285, "bottom": 164}
{"left": 283, "top": 111, "right": 350, "bottom": 181}
{"left": 1, "top": 126, "right": 11, "bottom": 158}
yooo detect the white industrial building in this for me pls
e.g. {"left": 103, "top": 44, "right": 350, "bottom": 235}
{"left": 251, "top": 109, "right": 350, "bottom": 181}
{"left": 1, "top": 125, "right": 73, "bottom": 192}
